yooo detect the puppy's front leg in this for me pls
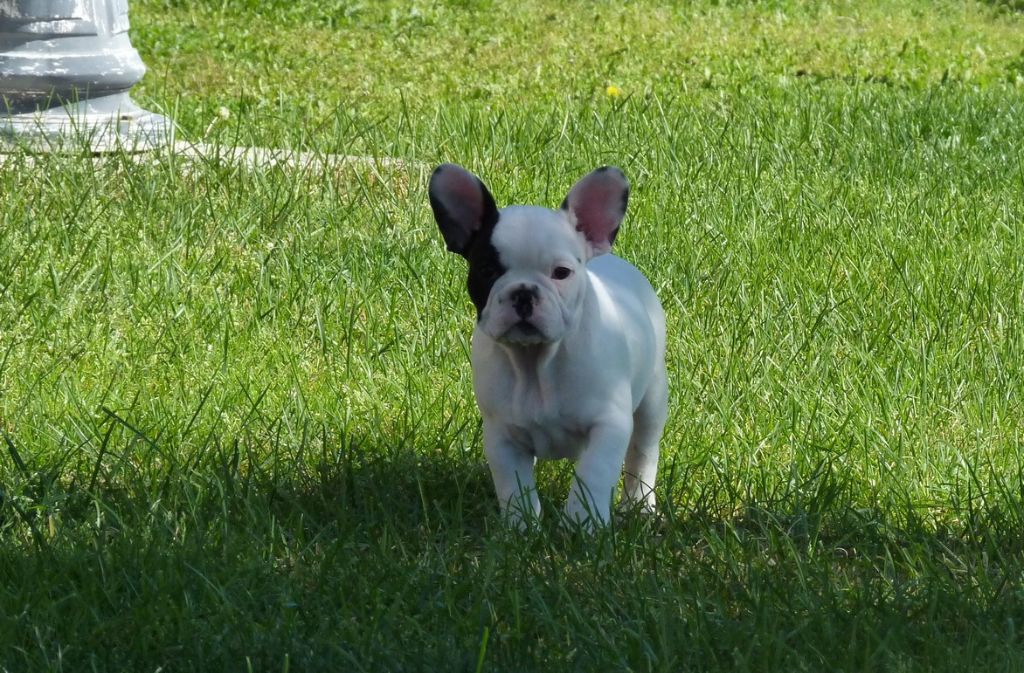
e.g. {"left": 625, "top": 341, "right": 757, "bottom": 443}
{"left": 483, "top": 422, "right": 540, "bottom": 528}
{"left": 565, "top": 417, "right": 633, "bottom": 527}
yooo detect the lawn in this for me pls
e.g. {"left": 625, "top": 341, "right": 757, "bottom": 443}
{"left": 2, "top": 0, "right": 1024, "bottom": 670}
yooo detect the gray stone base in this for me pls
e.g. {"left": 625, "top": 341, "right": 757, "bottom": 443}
{"left": 1, "top": 92, "right": 174, "bottom": 153}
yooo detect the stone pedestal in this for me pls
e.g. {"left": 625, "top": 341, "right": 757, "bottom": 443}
{"left": 0, "top": 0, "right": 173, "bottom": 152}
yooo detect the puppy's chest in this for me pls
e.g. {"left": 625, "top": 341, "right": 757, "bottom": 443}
{"left": 483, "top": 368, "right": 591, "bottom": 460}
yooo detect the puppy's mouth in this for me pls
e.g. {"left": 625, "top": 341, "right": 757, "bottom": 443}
{"left": 499, "top": 320, "right": 548, "bottom": 345}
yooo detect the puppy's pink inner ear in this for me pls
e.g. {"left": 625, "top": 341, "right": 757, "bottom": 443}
{"left": 430, "top": 163, "right": 501, "bottom": 257}
{"left": 434, "top": 170, "right": 485, "bottom": 226}
{"left": 564, "top": 167, "right": 629, "bottom": 257}
{"left": 574, "top": 201, "right": 616, "bottom": 244}
{"left": 445, "top": 176, "right": 485, "bottom": 213}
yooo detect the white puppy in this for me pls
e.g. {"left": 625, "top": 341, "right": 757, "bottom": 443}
{"left": 429, "top": 164, "right": 668, "bottom": 527}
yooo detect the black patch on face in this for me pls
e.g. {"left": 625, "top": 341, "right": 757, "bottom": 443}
{"left": 463, "top": 216, "right": 507, "bottom": 320}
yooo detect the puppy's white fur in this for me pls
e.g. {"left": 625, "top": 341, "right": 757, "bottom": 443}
{"left": 430, "top": 165, "right": 667, "bottom": 527}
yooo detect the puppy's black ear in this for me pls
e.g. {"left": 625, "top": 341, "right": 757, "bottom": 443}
{"left": 561, "top": 166, "right": 630, "bottom": 258}
{"left": 428, "top": 164, "right": 499, "bottom": 258}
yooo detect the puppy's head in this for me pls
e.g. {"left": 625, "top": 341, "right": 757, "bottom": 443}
{"left": 429, "top": 164, "right": 629, "bottom": 346}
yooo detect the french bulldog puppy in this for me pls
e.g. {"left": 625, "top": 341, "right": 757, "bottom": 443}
{"left": 429, "top": 164, "right": 667, "bottom": 527}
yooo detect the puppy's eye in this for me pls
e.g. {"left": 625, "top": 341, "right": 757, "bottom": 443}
{"left": 551, "top": 266, "right": 573, "bottom": 280}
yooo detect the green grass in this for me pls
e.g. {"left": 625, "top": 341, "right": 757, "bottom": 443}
{"left": 2, "top": 0, "right": 1024, "bottom": 670}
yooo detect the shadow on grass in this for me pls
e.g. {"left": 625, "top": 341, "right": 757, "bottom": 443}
{"left": 2, "top": 424, "right": 500, "bottom": 546}
{"left": 2, "top": 427, "right": 1024, "bottom": 672}
{"left": 983, "top": 0, "right": 1024, "bottom": 11}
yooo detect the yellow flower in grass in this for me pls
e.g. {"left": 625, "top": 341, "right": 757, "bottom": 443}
{"left": 605, "top": 84, "right": 623, "bottom": 99}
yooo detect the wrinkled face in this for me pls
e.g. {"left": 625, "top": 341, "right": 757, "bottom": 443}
{"left": 430, "top": 163, "right": 629, "bottom": 345}
{"left": 465, "top": 206, "right": 589, "bottom": 345}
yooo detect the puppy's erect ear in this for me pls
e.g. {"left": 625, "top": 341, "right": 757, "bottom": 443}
{"left": 561, "top": 166, "right": 630, "bottom": 258}
{"left": 428, "top": 164, "right": 499, "bottom": 258}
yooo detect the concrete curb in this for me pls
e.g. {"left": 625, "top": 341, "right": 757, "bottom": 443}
{"left": 0, "top": 140, "right": 426, "bottom": 174}
{"left": 169, "top": 141, "right": 425, "bottom": 173}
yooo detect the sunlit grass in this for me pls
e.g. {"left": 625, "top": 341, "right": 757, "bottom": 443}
{"left": 132, "top": 0, "right": 1024, "bottom": 144}
{"left": 2, "top": 1, "right": 1024, "bottom": 671}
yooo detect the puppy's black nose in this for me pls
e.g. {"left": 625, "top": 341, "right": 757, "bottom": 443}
{"left": 510, "top": 286, "right": 537, "bottom": 319}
